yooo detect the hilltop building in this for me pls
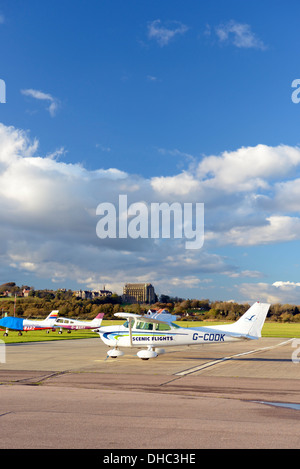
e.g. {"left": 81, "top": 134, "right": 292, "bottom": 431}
{"left": 123, "top": 283, "right": 156, "bottom": 304}
{"left": 74, "top": 288, "right": 112, "bottom": 300}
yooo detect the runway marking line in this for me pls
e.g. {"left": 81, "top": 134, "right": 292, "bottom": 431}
{"left": 175, "top": 339, "right": 294, "bottom": 376}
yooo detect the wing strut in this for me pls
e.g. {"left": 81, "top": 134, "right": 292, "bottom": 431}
{"left": 128, "top": 318, "right": 133, "bottom": 346}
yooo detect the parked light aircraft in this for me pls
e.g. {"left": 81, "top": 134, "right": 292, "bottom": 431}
{"left": 0, "top": 311, "right": 59, "bottom": 336}
{"left": 54, "top": 313, "right": 104, "bottom": 334}
{"left": 97, "top": 302, "right": 270, "bottom": 360}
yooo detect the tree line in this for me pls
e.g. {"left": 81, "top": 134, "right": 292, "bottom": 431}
{"left": 0, "top": 288, "right": 300, "bottom": 322}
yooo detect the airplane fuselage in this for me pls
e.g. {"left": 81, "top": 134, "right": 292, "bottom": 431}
{"left": 54, "top": 319, "right": 101, "bottom": 330}
{"left": 99, "top": 323, "right": 241, "bottom": 349}
{"left": 23, "top": 325, "right": 54, "bottom": 331}
{"left": 54, "top": 314, "right": 104, "bottom": 331}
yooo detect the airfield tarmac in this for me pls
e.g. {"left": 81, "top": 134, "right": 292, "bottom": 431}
{"left": 0, "top": 336, "right": 299, "bottom": 449}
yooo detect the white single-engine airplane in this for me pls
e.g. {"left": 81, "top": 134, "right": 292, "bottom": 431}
{"left": 0, "top": 311, "right": 59, "bottom": 336}
{"left": 97, "top": 302, "right": 270, "bottom": 360}
{"left": 54, "top": 313, "right": 104, "bottom": 334}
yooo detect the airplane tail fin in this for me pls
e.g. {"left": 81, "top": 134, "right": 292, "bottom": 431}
{"left": 44, "top": 310, "right": 59, "bottom": 324}
{"left": 90, "top": 313, "right": 104, "bottom": 327}
{"left": 231, "top": 302, "right": 270, "bottom": 339}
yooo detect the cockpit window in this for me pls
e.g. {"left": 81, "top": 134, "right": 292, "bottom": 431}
{"left": 56, "top": 318, "right": 69, "bottom": 324}
{"left": 155, "top": 323, "right": 171, "bottom": 331}
{"left": 136, "top": 321, "right": 154, "bottom": 330}
{"left": 123, "top": 319, "right": 175, "bottom": 331}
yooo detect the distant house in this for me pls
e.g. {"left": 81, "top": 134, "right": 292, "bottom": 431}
{"left": 2, "top": 291, "right": 12, "bottom": 297}
{"left": 22, "top": 289, "right": 31, "bottom": 297}
{"left": 146, "top": 308, "right": 169, "bottom": 315}
{"left": 75, "top": 289, "right": 112, "bottom": 300}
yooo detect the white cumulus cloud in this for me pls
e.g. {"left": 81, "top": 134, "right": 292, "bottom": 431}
{"left": 239, "top": 281, "right": 300, "bottom": 304}
{"left": 2, "top": 122, "right": 300, "bottom": 298}
{"left": 0, "top": 123, "right": 231, "bottom": 293}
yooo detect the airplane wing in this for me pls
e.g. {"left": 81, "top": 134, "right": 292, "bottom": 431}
{"left": 114, "top": 312, "right": 141, "bottom": 320}
{"left": 114, "top": 312, "right": 170, "bottom": 325}
{"left": 115, "top": 313, "right": 164, "bottom": 324}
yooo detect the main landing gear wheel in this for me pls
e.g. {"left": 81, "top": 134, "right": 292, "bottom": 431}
{"left": 137, "top": 347, "right": 158, "bottom": 360}
{"left": 107, "top": 348, "right": 124, "bottom": 358}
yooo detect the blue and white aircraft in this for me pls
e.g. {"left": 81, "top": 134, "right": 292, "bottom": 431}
{"left": 0, "top": 311, "right": 59, "bottom": 336}
{"left": 97, "top": 302, "right": 270, "bottom": 360}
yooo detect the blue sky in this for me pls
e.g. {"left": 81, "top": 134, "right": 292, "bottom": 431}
{"left": 1, "top": 0, "right": 300, "bottom": 304}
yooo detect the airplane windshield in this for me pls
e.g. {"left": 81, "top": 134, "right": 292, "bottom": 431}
{"left": 123, "top": 319, "right": 134, "bottom": 328}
